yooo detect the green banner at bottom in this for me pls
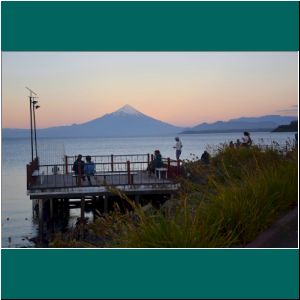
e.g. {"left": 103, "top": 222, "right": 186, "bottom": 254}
{"left": 1, "top": 249, "right": 299, "bottom": 299}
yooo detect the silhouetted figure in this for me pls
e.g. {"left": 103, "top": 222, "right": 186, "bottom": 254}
{"left": 84, "top": 155, "right": 96, "bottom": 185}
{"left": 201, "top": 151, "right": 210, "bottom": 165}
{"left": 148, "top": 150, "right": 163, "bottom": 174}
{"left": 72, "top": 154, "right": 85, "bottom": 181}
{"left": 235, "top": 139, "right": 241, "bottom": 148}
{"left": 229, "top": 141, "right": 234, "bottom": 148}
{"left": 173, "top": 137, "right": 183, "bottom": 160}
{"left": 242, "top": 131, "right": 252, "bottom": 147}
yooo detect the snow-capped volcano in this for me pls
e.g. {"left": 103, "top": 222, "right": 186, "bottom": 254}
{"left": 2, "top": 104, "right": 183, "bottom": 138}
{"left": 78, "top": 104, "right": 182, "bottom": 137}
{"left": 111, "top": 104, "right": 142, "bottom": 116}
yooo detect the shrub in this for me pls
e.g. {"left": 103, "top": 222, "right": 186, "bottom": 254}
{"left": 114, "top": 147, "right": 297, "bottom": 248}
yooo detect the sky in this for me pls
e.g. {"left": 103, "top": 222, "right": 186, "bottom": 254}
{"left": 1, "top": 52, "right": 298, "bottom": 129}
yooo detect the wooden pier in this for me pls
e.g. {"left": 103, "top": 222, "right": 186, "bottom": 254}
{"left": 27, "top": 154, "right": 181, "bottom": 241}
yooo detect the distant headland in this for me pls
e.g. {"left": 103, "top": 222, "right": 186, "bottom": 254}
{"left": 272, "top": 120, "right": 298, "bottom": 132}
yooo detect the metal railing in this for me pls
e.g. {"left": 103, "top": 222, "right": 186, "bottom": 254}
{"left": 27, "top": 154, "right": 181, "bottom": 190}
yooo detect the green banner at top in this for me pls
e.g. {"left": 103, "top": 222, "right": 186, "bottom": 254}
{"left": 1, "top": 1, "right": 299, "bottom": 51}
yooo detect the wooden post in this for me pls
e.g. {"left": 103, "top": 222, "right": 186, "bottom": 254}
{"left": 79, "top": 197, "right": 85, "bottom": 238}
{"left": 134, "top": 195, "right": 140, "bottom": 206}
{"left": 81, "top": 197, "right": 85, "bottom": 221}
{"left": 92, "top": 196, "right": 97, "bottom": 221}
{"left": 177, "top": 159, "right": 180, "bottom": 176}
{"left": 65, "top": 155, "right": 68, "bottom": 174}
{"left": 32, "top": 199, "right": 38, "bottom": 218}
{"left": 111, "top": 154, "right": 114, "bottom": 172}
{"left": 38, "top": 199, "right": 44, "bottom": 242}
{"left": 151, "top": 154, "right": 154, "bottom": 161}
{"left": 49, "top": 199, "right": 54, "bottom": 220}
{"left": 147, "top": 153, "right": 150, "bottom": 165}
{"left": 48, "top": 199, "right": 55, "bottom": 233}
{"left": 104, "top": 196, "right": 108, "bottom": 213}
{"left": 127, "top": 161, "right": 131, "bottom": 185}
{"left": 38, "top": 199, "right": 44, "bottom": 220}
{"left": 167, "top": 157, "right": 171, "bottom": 176}
{"left": 32, "top": 199, "right": 35, "bottom": 215}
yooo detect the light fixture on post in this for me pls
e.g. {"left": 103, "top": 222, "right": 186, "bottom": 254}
{"left": 26, "top": 87, "right": 38, "bottom": 162}
{"left": 32, "top": 99, "right": 40, "bottom": 160}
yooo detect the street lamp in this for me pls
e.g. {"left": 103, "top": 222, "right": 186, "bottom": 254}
{"left": 32, "top": 99, "right": 40, "bottom": 160}
{"left": 26, "top": 87, "right": 38, "bottom": 162}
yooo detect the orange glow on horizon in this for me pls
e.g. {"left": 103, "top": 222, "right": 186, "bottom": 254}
{"left": 2, "top": 52, "right": 298, "bottom": 129}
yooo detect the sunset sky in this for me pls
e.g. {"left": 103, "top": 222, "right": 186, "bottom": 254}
{"left": 2, "top": 52, "right": 298, "bottom": 129}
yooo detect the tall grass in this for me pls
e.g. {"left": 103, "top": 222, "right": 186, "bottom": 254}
{"left": 112, "top": 147, "right": 297, "bottom": 248}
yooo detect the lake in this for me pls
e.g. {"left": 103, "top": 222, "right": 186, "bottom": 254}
{"left": 1, "top": 132, "right": 296, "bottom": 248}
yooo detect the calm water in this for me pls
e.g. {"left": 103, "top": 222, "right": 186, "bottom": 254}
{"left": 1, "top": 132, "right": 296, "bottom": 248}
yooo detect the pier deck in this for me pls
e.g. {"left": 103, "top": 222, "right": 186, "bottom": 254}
{"left": 28, "top": 171, "right": 179, "bottom": 199}
{"left": 27, "top": 154, "right": 181, "bottom": 200}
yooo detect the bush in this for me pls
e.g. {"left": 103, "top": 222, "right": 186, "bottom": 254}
{"left": 114, "top": 147, "right": 297, "bottom": 248}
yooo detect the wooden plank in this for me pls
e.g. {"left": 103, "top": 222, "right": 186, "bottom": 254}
{"left": 28, "top": 170, "right": 180, "bottom": 200}
{"left": 30, "top": 171, "right": 172, "bottom": 189}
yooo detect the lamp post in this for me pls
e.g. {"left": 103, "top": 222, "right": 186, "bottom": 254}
{"left": 29, "top": 95, "right": 34, "bottom": 162}
{"left": 32, "top": 99, "right": 40, "bottom": 160}
{"left": 26, "top": 87, "right": 38, "bottom": 162}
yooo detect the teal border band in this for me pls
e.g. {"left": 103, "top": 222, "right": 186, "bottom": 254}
{"left": 1, "top": 1, "right": 299, "bottom": 51}
{"left": 1, "top": 249, "right": 299, "bottom": 299}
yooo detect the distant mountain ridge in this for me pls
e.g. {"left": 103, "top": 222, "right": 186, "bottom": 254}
{"left": 182, "top": 115, "right": 297, "bottom": 134}
{"left": 2, "top": 105, "right": 298, "bottom": 138}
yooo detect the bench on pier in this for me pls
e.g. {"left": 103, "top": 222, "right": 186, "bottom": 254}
{"left": 155, "top": 168, "right": 168, "bottom": 179}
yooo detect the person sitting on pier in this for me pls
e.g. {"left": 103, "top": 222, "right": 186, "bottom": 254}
{"left": 148, "top": 150, "right": 163, "bottom": 174}
{"left": 242, "top": 131, "right": 252, "bottom": 147}
{"left": 72, "top": 154, "right": 85, "bottom": 181}
{"left": 84, "top": 155, "right": 96, "bottom": 185}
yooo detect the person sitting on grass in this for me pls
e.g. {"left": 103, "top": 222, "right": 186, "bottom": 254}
{"left": 235, "top": 139, "right": 241, "bottom": 148}
{"left": 200, "top": 150, "right": 210, "bottom": 165}
{"left": 84, "top": 155, "right": 96, "bottom": 185}
{"left": 242, "top": 131, "right": 252, "bottom": 147}
{"left": 72, "top": 154, "right": 85, "bottom": 182}
{"left": 148, "top": 150, "right": 163, "bottom": 174}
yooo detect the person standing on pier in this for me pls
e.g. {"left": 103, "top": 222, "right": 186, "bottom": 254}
{"left": 173, "top": 137, "right": 183, "bottom": 160}
{"left": 72, "top": 154, "right": 85, "bottom": 182}
{"left": 84, "top": 155, "right": 96, "bottom": 185}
